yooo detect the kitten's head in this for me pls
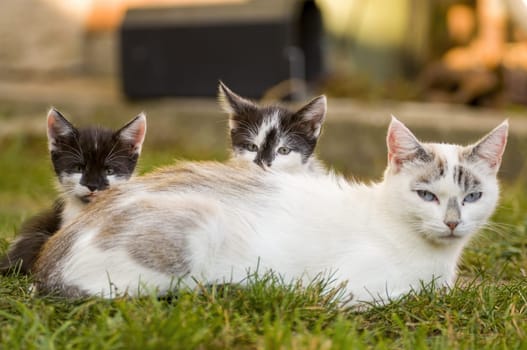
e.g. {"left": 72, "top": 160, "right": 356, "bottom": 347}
{"left": 383, "top": 117, "right": 508, "bottom": 245}
{"left": 47, "top": 108, "right": 147, "bottom": 204}
{"left": 218, "top": 82, "right": 326, "bottom": 172}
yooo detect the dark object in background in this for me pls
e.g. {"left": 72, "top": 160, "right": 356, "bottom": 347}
{"left": 297, "top": 0, "right": 325, "bottom": 83}
{"left": 419, "top": 62, "right": 502, "bottom": 107}
{"left": 120, "top": 0, "right": 325, "bottom": 99}
{"left": 503, "top": 68, "right": 527, "bottom": 105}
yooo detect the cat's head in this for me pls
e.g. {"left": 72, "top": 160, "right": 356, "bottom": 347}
{"left": 218, "top": 82, "right": 326, "bottom": 171}
{"left": 47, "top": 108, "right": 147, "bottom": 204}
{"left": 383, "top": 117, "right": 508, "bottom": 245}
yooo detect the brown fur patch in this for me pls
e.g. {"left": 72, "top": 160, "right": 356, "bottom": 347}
{"left": 141, "top": 160, "right": 268, "bottom": 194}
{"left": 95, "top": 202, "right": 213, "bottom": 275}
{"left": 452, "top": 165, "right": 481, "bottom": 192}
{"left": 414, "top": 149, "right": 448, "bottom": 184}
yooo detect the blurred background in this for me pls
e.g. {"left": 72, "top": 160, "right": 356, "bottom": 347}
{"left": 3, "top": 0, "right": 527, "bottom": 104}
{"left": 0, "top": 0, "right": 527, "bottom": 197}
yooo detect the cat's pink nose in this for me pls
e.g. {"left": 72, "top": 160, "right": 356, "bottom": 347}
{"left": 444, "top": 221, "right": 459, "bottom": 231}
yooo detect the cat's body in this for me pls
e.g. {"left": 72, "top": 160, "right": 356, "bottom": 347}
{"left": 219, "top": 82, "right": 326, "bottom": 173}
{"left": 0, "top": 109, "right": 146, "bottom": 275}
{"left": 33, "top": 118, "right": 508, "bottom": 305}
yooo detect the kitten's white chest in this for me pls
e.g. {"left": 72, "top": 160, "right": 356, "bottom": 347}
{"left": 61, "top": 197, "right": 85, "bottom": 225}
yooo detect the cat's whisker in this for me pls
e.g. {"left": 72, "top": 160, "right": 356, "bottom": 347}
{"left": 107, "top": 152, "right": 136, "bottom": 161}
{"left": 60, "top": 154, "right": 83, "bottom": 161}
{"left": 487, "top": 221, "right": 516, "bottom": 229}
{"left": 104, "top": 141, "right": 120, "bottom": 163}
{"left": 70, "top": 136, "right": 84, "bottom": 159}
{"left": 106, "top": 154, "right": 132, "bottom": 162}
{"left": 56, "top": 144, "right": 82, "bottom": 158}
{"left": 481, "top": 222, "right": 514, "bottom": 237}
{"left": 231, "top": 119, "right": 257, "bottom": 131}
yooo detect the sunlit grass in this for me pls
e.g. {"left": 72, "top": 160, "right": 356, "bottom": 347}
{"left": 0, "top": 133, "right": 526, "bottom": 349}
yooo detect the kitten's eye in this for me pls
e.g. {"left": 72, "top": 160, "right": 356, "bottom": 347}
{"left": 277, "top": 147, "right": 291, "bottom": 155}
{"left": 416, "top": 190, "right": 438, "bottom": 203}
{"left": 73, "top": 164, "right": 84, "bottom": 173}
{"left": 244, "top": 143, "right": 258, "bottom": 152}
{"left": 463, "top": 192, "right": 482, "bottom": 204}
{"left": 105, "top": 167, "right": 115, "bottom": 175}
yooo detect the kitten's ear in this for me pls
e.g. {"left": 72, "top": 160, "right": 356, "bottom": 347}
{"left": 294, "top": 95, "right": 327, "bottom": 138}
{"left": 464, "top": 120, "right": 508, "bottom": 172}
{"left": 47, "top": 108, "right": 76, "bottom": 152}
{"left": 217, "top": 81, "right": 257, "bottom": 129}
{"left": 117, "top": 112, "right": 147, "bottom": 154}
{"left": 386, "top": 116, "right": 431, "bottom": 172}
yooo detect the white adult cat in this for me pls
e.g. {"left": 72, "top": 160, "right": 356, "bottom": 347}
{"left": 34, "top": 117, "right": 508, "bottom": 305}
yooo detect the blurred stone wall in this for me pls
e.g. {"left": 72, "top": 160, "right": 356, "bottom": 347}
{"left": 0, "top": 0, "right": 86, "bottom": 76}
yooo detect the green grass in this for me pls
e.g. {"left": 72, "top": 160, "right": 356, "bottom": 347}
{"left": 1, "top": 133, "right": 527, "bottom": 349}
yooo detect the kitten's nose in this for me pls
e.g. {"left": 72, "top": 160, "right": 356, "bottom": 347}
{"left": 86, "top": 184, "right": 98, "bottom": 192}
{"left": 444, "top": 221, "right": 459, "bottom": 231}
{"left": 254, "top": 158, "right": 272, "bottom": 169}
{"left": 254, "top": 159, "right": 264, "bottom": 168}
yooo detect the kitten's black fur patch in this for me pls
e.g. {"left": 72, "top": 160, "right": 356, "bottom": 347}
{"left": 219, "top": 82, "right": 326, "bottom": 168}
{"left": 230, "top": 106, "right": 320, "bottom": 166}
{"left": 0, "top": 200, "right": 63, "bottom": 275}
{"left": 256, "top": 127, "right": 279, "bottom": 166}
{"left": 50, "top": 111, "right": 141, "bottom": 196}
{"left": 0, "top": 110, "right": 144, "bottom": 275}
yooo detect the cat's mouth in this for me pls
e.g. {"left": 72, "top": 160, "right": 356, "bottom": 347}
{"left": 79, "top": 193, "right": 97, "bottom": 203}
{"left": 439, "top": 232, "right": 462, "bottom": 240}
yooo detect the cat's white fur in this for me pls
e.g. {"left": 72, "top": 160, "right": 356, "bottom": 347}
{"left": 34, "top": 118, "right": 508, "bottom": 305}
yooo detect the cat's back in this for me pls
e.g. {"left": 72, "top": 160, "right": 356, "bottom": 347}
{"left": 138, "top": 160, "right": 365, "bottom": 206}
{"left": 113, "top": 160, "right": 273, "bottom": 203}
{"left": 92, "top": 160, "right": 373, "bottom": 221}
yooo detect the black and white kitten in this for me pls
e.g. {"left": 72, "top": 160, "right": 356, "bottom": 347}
{"left": 0, "top": 108, "right": 146, "bottom": 275}
{"left": 218, "top": 82, "right": 326, "bottom": 172}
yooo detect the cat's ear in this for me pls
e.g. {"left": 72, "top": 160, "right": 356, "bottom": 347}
{"left": 463, "top": 120, "right": 508, "bottom": 172}
{"left": 47, "top": 108, "right": 76, "bottom": 152}
{"left": 386, "top": 116, "right": 431, "bottom": 172}
{"left": 294, "top": 95, "right": 327, "bottom": 138}
{"left": 217, "top": 81, "right": 257, "bottom": 129}
{"left": 117, "top": 112, "right": 147, "bottom": 154}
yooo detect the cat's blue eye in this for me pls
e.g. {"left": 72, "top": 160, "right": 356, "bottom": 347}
{"left": 244, "top": 143, "right": 258, "bottom": 152}
{"left": 463, "top": 192, "right": 482, "bottom": 204}
{"left": 416, "top": 190, "right": 438, "bottom": 203}
{"left": 277, "top": 147, "right": 291, "bottom": 155}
